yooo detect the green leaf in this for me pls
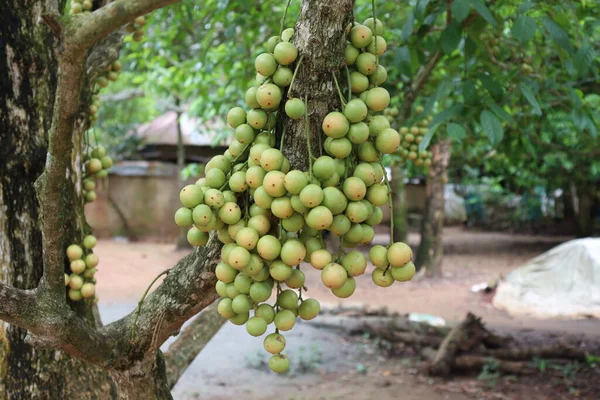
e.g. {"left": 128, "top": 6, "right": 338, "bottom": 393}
{"left": 393, "top": 46, "right": 412, "bottom": 76}
{"left": 440, "top": 22, "right": 462, "bottom": 54}
{"left": 485, "top": 100, "right": 513, "bottom": 123}
{"left": 518, "top": 2, "right": 536, "bottom": 13}
{"left": 402, "top": 12, "right": 415, "bottom": 42}
{"left": 477, "top": 73, "right": 503, "bottom": 100}
{"left": 451, "top": 0, "right": 471, "bottom": 23}
{"left": 519, "top": 84, "right": 542, "bottom": 115}
{"left": 542, "top": 17, "right": 574, "bottom": 53}
{"left": 424, "top": 79, "right": 452, "bottom": 115}
{"left": 447, "top": 123, "right": 467, "bottom": 141}
{"left": 469, "top": 0, "right": 497, "bottom": 27}
{"left": 431, "top": 104, "right": 464, "bottom": 126}
{"left": 463, "top": 80, "right": 478, "bottom": 104}
{"left": 573, "top": 45, "right": 595, "bottom": 76}
{"left": 416, "top": 0, "right": 431, "bottom": 21}
{"left": 480, "top": 110, "right": 504, "bottom": 146}
{"left": 419, "top": 124, "right": 440, "bottom": 152}
{"left": 512, "top": 15, "right": 537, "bottom": 43}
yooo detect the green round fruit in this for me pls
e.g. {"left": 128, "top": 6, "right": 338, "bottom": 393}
{"left": 309, "top": 249, "right": 332, "bottom": 270}
{"left": 228, "top": 246, "right": 252, "bottom": 270}
{"left": 264, "top": 332, "right": 286, "bottom": 354}
{"left": 281, "top": 27, "right": 294, "bottom": 41}
{"left": 192, "top": 204, "right": 212, "bottom": 227}
{"left": 273, "top": 67, "right": 293, "bottom": 87}
{"left": 363, "top": 17, "right": 384, "bottom": 35}
{"left": 387, "top": 242, "right": 413, "bottom": 267}
{"left": 273, "top": 42, "right": 298, "bottom": 65}
{"left": 68, "top": 289, "right": 82, "bottom": 301}
{"left": 271, "top": 197, "right": 294, "bottom": 219}
{"left": 218, "top": 202, "right": 242, "bottom": 225}
{"left": 366, "top": 87, "right": 390, "bottom": 112}
{"left": 358, "top": 141, "right": 380, "bottom": 162}
{"left": 313, "top": 156, "right": 336, "bottom": 180}
{"left": 331, "top": 276, "right": 356, "bottom": 298}
{"left": 350, "top": 71, "right": 369, "bottom": 93}
{"left": 376, "top": 128, "right": 400, "bottom": 154}
{"left": 247, "top": 214, "right": 270, "bottom": 236}
{"left": 284, "top": 170, "right": 308, "bottom": 195}
{"left": 291, "top": 195, "right": 308, "bottom": 214}
{"left": 345, "top": 43, "right": 360, "bottom": 65}
{"left": 343, "top": 176, "right": 367, "bottom": 201}
{"left": 70, "top": 259, "right": 86, "bottom": 274}
{"left": 322, "top": 112, "right": 350, "bottom": 139}
{"left": 281, "top": 212, "right": 304, "bottom": 232}
{"left": 234, "top": 124, "right": 255, "bottom": 145}
{"left": 206, "top": 155, "right": 232, "bottom": 173}
{"left": 204, "top": 188, "right": 225, "bottom": 209}
{"left": 66, "top": 244, "right": 83, "bottom": 261}
{"left": 285, "top": 269, "right": 305, "bottom": 289}
{"left": 392, "top": 261, "right": 416, "bottom": 282}
{"left": 270, "top": 260, "right": 294, "bottom": 281}
{"left": 260, "top": 148, "right": 284, "bottom": 172}
{"left": 326, "top": 138, "right": 352, "bottom": 159}
{"left": 256, "top": 83, "right": 283, "bottom": 110}
{"left": 277, "top": 289, "right": 299, "bottom": 310}
{"left": 269, "top": 354, "right": 290, "bottom": 373}
{"left": 348, "top": 122, "right": 370, "bottom": 144}
{"left": 227, "top": 107, "right": 246, "bottom": 128}
{"left": 285, "top": 98, "right": 306, "bottom": 119}
{"left": 274, "top": 309, "right": 296, "bottom": 331}
{"left": 342, "top": 250, "right": 367, "bottom": 276}
{"left": 256, "top": 304, "right": 276, "bottom": 324}
{"left": 344, "top": 99, "right": 368, "bottom": 123}
{"left": 247, "top": 109, "right": 268, "bottom": 129}
{"left": 321, "top": 172, "right": 340, "bottom": 187}
{"left": 244, "top": 254, "right": 265, "bottom": 276}
{"left": 232, "top": 294, "right": 252, "bottom": 314}
{"left": 187, "top": 227, "right": 208, "bottom": 246}
{"left": 236, "top": 227, "right": 260, "bottom": 250}
{"left": 299, "top": 184, "right": 323, "bottom": 208}
{"left": 267, "top": 35, "right": 281, "bottom": 53}
{"left": 245, "top": 86, "right": 261, "bottom": 108}
{"left": 369, "top": 245, "right": 389, "bottom": 268}
{"left": 246, "top": 165, "right": 266, "bottom": 189}
{"left": 345, "top": 223, "right": 363, "bottom": 243}
{"left": 229, "top": 312, "right": 249, "bottom": 325}
{"left": 216, "top": 281, "right": 228, "bottom": 298}
{"left": 281, "top": 240, "right": 306, "bottom": 266}
{"left": 345, "top": 201, "right": 369, "bottom": 223}
{"left": 253, "top": 186, "right": 274, "bottom": 209}
{"left": 350, "top": 24, "right": 373, "bottom": 48}
{"left": 298, "top": 298, "right": 320, "bottom": 320}
{"left": 180, "top": 185, "right": 204, "bottom": 208}
{"left": 372, "top": 268, "right": 394, "bottom": 287}
{"left": 306, "top": 206, "right": 333, "bottom": 230}
{"left": 218, "top": 298, "right": 237, "bottom": 318}
{"left": 216, "top": 262, "right": 238, "bottom": 283}
{"left": 100, "top": 156, "right": 113, "bottom": 169}
{"left": 366, "top": 35, "right": 387, "bottom": 56}
{"left": 329, "top": 214, "right": 351, "bottom": 235}
{"left": 321, "top": 262, "right": 348, "bottom": 289}
{"left": 246, "top": 316, "right": 268, "bottom": 337}
{"left": 353, "top": 163, "right": 377, "bottom": 187}
{"left": 356, "top": 52, "right": 378, "bottom": 76}
{"left": 255, "top": 53, "right": 277, "bottom": 76}
{"left": 369, "top": 65, "right": 387, "bottom": 85}
{"left": 205, "top": 168, "right": 227, "bottom": 189}
{"left": 365, "top": 206, "right": 383, "bottom": 226}
{"left": 257, "top": 235, "right": 281, "bottom": 261}
{"left": 368, "top": 115, "right": 390, "bottom": 135}
{"left": 360, "top": 224, "right": 375, "bottom": 244}
{"left": 68, "top": 274, "right": 83, "bottom": 290}
{"left": 263, "top": 170, "right": 287, "bottom": 197}
{"left": 366, "top": 183, "right": 389, "bottom": 206}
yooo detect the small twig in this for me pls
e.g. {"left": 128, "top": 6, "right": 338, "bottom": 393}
{"left": 131, "top": 269, "right": 172, "bottom": 340}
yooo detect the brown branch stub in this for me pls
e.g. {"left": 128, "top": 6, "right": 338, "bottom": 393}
{"left": 42, "top": 13, "right": 63, "bottom": 38}
{"left": 0, "top": 283, "right": 38, "bottom": 329}
{"left": 164, "top": 301, "right": 226, "bottom": 388}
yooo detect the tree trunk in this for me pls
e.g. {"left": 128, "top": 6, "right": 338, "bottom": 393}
{"left": 415, "top": 138, "right": 451, "bottom": 278}
{"left": 0, "top": 2, "right": 118, "bottom": 397}
{"left": 391, "top": 161, "right": 409, "bottom": 243}
{"left": 576, "top": 187, "right": 593, "bottom": 238}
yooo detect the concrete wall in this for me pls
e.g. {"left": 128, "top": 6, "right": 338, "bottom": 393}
{"left": 86, "top": 161, "right": 429, "bottom": 240}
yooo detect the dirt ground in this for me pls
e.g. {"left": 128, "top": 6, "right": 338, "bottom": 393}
{"left": 93, "top": 227, "right": 600, "bottom": 399}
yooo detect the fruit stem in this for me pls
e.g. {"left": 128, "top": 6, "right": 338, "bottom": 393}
{"left": 331, "top": 72, "right": 347, "bottom": 107}
{"left": 288, "top": 55, "right": 304, "bottom": 98}
{"left": 345, "top": 65, "right": 352, "bottom": 102}
{"left": 372, "top": 0, "right": 379, "bottom": 85}
{"left": 304, "top": 96, "right": 313, "bottom": 180}
{"left": 279, "top": 0, "right": 293, "bottom": 36}
{"left": 131, "top": 268, "right": 171, "bottom": 339}
{"left": 279, "top": 126, "right": 286, "bottom": 151}
{"left": 337, "top": 234, "right": 344, "bottom": 263}
{"left": 380, "top": 160, "right": 394, "bottom": 246}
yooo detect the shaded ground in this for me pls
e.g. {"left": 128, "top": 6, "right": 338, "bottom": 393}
{"left": 94, "top": 227, "right": 600, "bottom": 399}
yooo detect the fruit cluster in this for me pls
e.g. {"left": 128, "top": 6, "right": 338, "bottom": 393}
{"left": 125, "top": 16, "right": 147, "bottom": 43}
{"left": 174, "top": 17, "right": 414, "bottom": 374}
{"left": 70, "top": 0, "right": 94, "bottom": 15}
{"left": 64, "top": 236, "right": 99, "bottom": 302}
{"left": 83, "top": 145, "right": 113, "bottom": 203}
{"left": 396, "top": 114, "right": 433, "bottom": 168}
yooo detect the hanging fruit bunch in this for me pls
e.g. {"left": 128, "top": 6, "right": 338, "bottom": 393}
{"left": 174, "top": 9, "right": 415, "bottom": 374}
{"left": 395, "top": 106, "right": 434, "bottom": 168}
{"left": 64, "top": 235, "right": 99, "bottom": 302}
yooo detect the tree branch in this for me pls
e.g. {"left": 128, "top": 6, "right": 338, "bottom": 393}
{"left": 399, "top": 49, "right": 442, "bottom": 122}
{"left": 0, "top": 283, "right": 38, "bottom": 328}
{"left": 66, "top": 0, "right": 179, "bottom": 52}
{"left": 164, "top": 301, "right": 226, "bottom": 389}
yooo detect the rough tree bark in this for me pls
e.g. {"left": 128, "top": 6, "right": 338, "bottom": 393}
{"left": 390, "top": 162, "right": 409, "bottom": 243}
{"left": 416, "top": 138, "right": 451, "bottom": 277}
{"left": 0, "top": 0, "right": 353, "bottom": 398}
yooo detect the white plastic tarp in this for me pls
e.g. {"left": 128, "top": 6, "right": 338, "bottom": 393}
{"left": 493, "top": 238, "right": 600, "bottom": 319}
